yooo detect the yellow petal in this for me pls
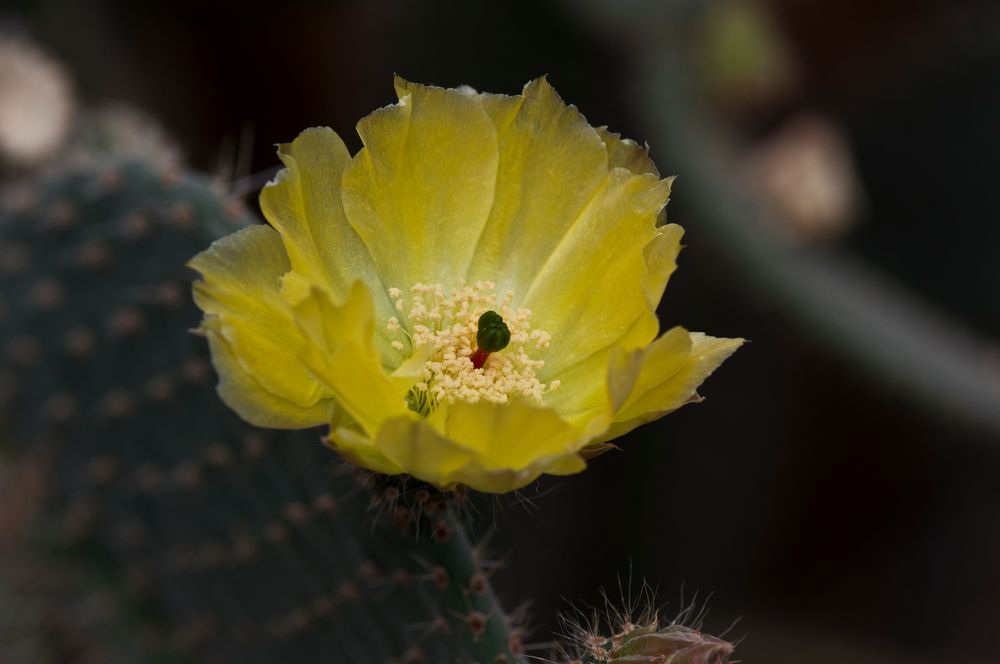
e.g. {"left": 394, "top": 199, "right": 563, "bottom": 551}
{"left": 524, "top": 169, "right": 672, "bottom": 379}
{"left": 364, "top": 417, "right": 480, "bottom": 486}
{"left": 468, "top": 77, "right": 610, "bottom": 296}
{"left": 641, "top": 220, "right": 683, "bottom": 308}
{"left": 341, "top": 78, "right": 499, "bottom": 291}
{"left": 188, "top": 225, "right": 330, "bottom": 421}
{"left": 519, "top": 211, "right": 678, "bottom": 433}
{"left": 466, "top": 78, "right": 675, "bottom": 379}
{"left": 598, "top": 330, "right": 744, "bottom": 443}
{"left": 190, "top": 225, "right": 288, "bottom": 317}
{"left": 289, "top": 281, "right": 415, "bottom": 437}
{"left": 542, "top": 315, "right": 662, "bottom": 429}
{"left": 258, "top": 127, "right": 405, "bottom": 366}
{"left": 342, "top": 399, "right": 588, "bottom": 493}
{"left": 441, "top": 399, "right": 582, "bottom": 471}
{"left": 596, "top": 126, "right": 659, "bottom": 176}
{"left": 201, "top": 318, "right": 330, "bottom": 428}
{"left": 327, "top": 425, "right": 405, "bottom": 476}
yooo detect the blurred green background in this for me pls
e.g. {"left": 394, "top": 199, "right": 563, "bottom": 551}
{"left": 2, "top": 0, "right": 999, "bottom": 661}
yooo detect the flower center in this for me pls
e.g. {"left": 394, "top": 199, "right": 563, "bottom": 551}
{"left": 385, "top": 281, "right": 559, "bottom": 416}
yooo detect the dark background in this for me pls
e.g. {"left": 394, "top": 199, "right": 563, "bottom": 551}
{"left": 4, "top": 0, "right": 1000, "bottom": 661}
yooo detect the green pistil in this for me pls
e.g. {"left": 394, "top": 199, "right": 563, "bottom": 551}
{"left": 476, "top": 311, "right": 510, "bottom": 352}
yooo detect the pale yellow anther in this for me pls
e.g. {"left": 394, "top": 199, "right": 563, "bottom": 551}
{"left": 388, "top": 281, "right": 551, "bottom": 412}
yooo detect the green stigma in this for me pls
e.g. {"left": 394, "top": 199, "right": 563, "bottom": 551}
{"left": 476, "top": 310, "right": 510, "bottom": 353}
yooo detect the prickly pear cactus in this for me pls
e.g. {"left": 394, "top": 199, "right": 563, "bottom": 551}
{"left": 0, "top": 157, "right": 527, "bottom": 663}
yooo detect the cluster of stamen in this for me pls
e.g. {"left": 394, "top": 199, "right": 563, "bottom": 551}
{"left": 386, "top": 281, "right": 558, "bottom": 415}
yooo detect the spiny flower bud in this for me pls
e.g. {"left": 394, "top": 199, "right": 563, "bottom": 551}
{"left": 606, "top": 624, "right": 733, "bottom": 663}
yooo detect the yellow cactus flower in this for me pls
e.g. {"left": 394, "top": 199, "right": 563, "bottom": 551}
{"left": 189, "top": 77, "right": 741, "bottom": 493}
